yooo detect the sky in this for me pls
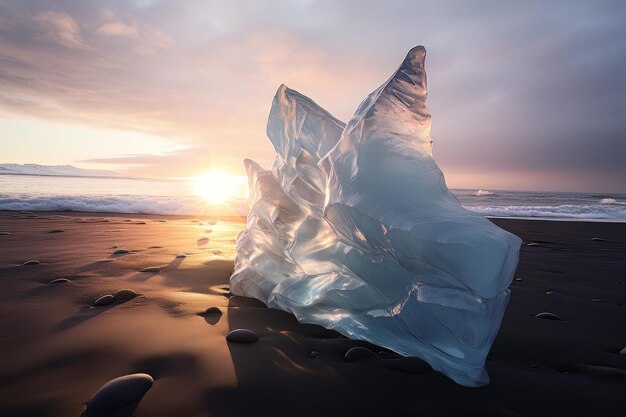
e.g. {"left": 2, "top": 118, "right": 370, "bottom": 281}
{"left": 0, "top": 0, "right": 625, "bottom": 193}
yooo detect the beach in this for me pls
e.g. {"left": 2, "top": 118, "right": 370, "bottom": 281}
{"left": 0, "top": 211, "right": 624, "bottom": 417}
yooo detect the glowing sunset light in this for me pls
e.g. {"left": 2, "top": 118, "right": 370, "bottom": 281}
{"left": 191, "top": 171, "right": 247, "bottom": 204}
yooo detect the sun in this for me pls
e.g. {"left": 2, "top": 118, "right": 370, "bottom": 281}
{"left": 191, "top": 171, "right": 246, "bottom": 204}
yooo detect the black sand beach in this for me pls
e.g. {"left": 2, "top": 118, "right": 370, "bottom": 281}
{"left": 0, "top": 212, "right": 624, "bottom": 416}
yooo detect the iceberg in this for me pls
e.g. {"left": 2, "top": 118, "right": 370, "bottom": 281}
{"left": 230, "top": 46, "right": 521, "bottom": 387}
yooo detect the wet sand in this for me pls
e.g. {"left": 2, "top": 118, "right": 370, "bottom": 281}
{"left": 0, "top": 212, "right": 624, "bottom": 416}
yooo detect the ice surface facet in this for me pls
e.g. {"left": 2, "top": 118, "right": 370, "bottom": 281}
{"left": 230, "top": 46, "right": 521, "bottom": 387}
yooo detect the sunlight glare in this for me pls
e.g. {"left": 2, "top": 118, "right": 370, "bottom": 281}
{"left": 192, "top": 171, "right": 247, "bottom": 204}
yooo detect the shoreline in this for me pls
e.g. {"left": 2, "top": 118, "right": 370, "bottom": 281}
{"left": 0, "top": 211, "right": 624, "bottom": 416}
{"left": 2, "top": 209, "right": 625, "bottom": 224}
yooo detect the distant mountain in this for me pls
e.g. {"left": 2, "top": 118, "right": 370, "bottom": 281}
{"left": 0, "top": 164, "right": 121, "bottom": 178}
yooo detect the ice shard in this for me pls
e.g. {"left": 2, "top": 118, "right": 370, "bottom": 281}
{"left": 230, "top": 46, "right": 521, "bottom": 387}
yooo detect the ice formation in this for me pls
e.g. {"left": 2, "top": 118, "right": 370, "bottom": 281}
{"left": 230, "top": 46, "right": 521, "bottom": 387}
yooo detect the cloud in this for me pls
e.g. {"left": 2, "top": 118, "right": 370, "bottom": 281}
{"left": 96, "top": 15, "right": 174, "bottom": 54}
{"left": 97, "top": 22, "right": 139, "bottom": 38}
{"left": 0, "top": 0, "right": 625, "bottom": 192}
{"left": 33, "top": 11, "right": 83, "bottom": 48}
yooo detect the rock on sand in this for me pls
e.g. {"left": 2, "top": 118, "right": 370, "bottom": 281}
{"left": 344, "top": 347, "right": 376, "bottom": 362}
{"left": 226, "top": 329, "right": 259, "bottom": 343}
{"left": 94, "top": 295, "right": 114, "bottom": 306}
{"left": 81, "top": 373, "right": 154, "bottom": 417}
{"left": 198, "top": 307, "right": 222, "bottom": 316}
{"left": 535, "top": 312, "right": 562, "bottom": 320}
{"left": 114, "top": 289, "right": 137, "bottom": 301}
{"left": 48, "top": 278, "right": 70, "bottom": 284}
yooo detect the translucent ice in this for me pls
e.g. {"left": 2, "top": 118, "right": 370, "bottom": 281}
{"left": 231, "top": 46, "right": 521, "bottom": 387}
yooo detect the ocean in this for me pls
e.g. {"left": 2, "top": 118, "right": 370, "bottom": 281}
{"left": 1, "top": 174, "right": 625, "bottom": 221}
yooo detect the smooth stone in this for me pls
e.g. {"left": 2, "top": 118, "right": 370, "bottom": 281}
{"left": 0, "top": 232, "right": 10, "bottom": 235}
{"left": 48, "top": 278, "right": 70, "bottom": 284}
{"left": 140, "top": 266, "right": 160, "bottom": 273}
{"left": 545, "top": 291, "right": 557, "bottom": 295}
{"left": 113, "top": 249, "right": 131, "bottom": 254}
{"left": 344, "top": 347, "right": 376, "bottom": 362}
{"left": 114, "top": 289, "right": 137, "bottom": 301}
{"left": 378, "top": 350, "right": 403, "bottom": 359}
{"left": 198, "top": 307, "right": 222, "bottom": 316}
{"left": 527, "top": 242, "right": 540, "bottom": 247}
{"left": 535, "top": 312, "right": 562, "bottom": 321}
{"left": 310, "top": 350, "right": 321, "bottom": 358}
{"left": 81, "top": 373, "right": 154, "bottom": 417}
{"left": 619, "top": 347, "right": 626, "bottom": 356}
{"left": 94, "top": 294, "right": 115, "bottom": 306}
{"left": 47, "top": 229, "right": 64, "bottom": 234}
{"left": 226, "top": 329, "right": 259, "bottom": 343}
{"left": 175, "top": 253, "right": 188, "bottom": 258}
{"left": 514, "top": 277, "right": 523, "bottom": 281}
{"left": 22, "top": 260, "right": 41, "bottom": 266}
{"left": 591, "top": 237, "right": 605, "bottom": 241}
{"left": 385, "top": 357, "right": 432, "bottom": 374}
{"left": 197, "top": 237, "right": 209, "bottom": 245}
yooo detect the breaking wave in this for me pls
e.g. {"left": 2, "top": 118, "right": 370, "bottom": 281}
{"left": 0, "top": 194, "right": 249, "bottom": 216}
{"left": 467, "top": 204, "right": 626, "bottom": 221}
{"left": 475, "top": 190, "right": 496, "bottom": 197}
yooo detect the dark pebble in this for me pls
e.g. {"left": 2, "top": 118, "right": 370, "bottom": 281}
{"left": 344, "top": 347, "right": 376, "bottom": 362}
{"left": 48, "top": 278, "right": 70, "bottom": 284}
{"left": 22, "top": 260, "right": 41, "bottom": 266}
{"left": 113, "top": 249, "right": 131, "bottom": 255}
{"left": 81, "top": 373, "right": 153, "bottom": 417}
{"left": 226, "top": 329, "right": 259, "bottom": 343}
{"left": 198, "top": 307, "right": 222, "bottom": 316}
{"left": 310, "top": 350, "right": 321, "bottom": 358}
{"left": 591, "top": 237, "right": 605, "bottom": 241}
{"left": 140, "top": 266, "right": 160, "bottom": 273}
{"left": 385, "top": 357, "right": 432, "bottom": 374}
{"left": 378, "top": 351, "right": 402, "bottom": 359}
{"left": 535, "top": 312, "right": 562, "bottom": 320}
{"left": 114, "top": 289, "right": 137, "bottom": 301}
{"left": 527, "top": 242, "right": 540, "bottom": 247}
{"left": 94, "top": 295, "right": 114, "bottom": 306}
{"left": 47, "top": 230, "right": 64, "bottom": 234}
{"left": 0, "top": 232, "right": 10, "bottom": 235}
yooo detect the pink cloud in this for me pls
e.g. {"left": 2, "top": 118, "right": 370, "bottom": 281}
{"left": 34, "top": 11, "right": 83, "bottom": 48}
